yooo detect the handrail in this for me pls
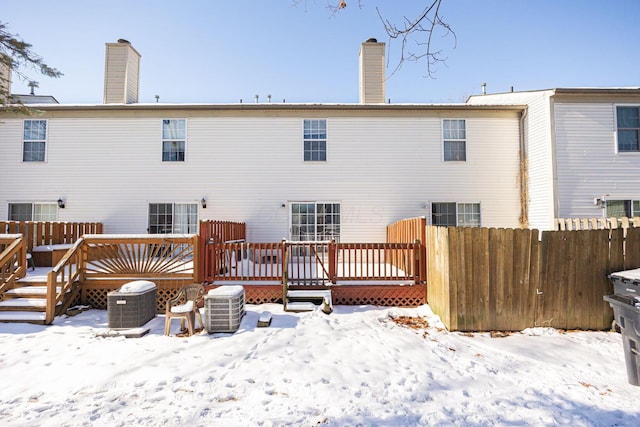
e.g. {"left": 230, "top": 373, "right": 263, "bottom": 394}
{"left": 0, "top": 235, "right": 27, "bottom": 295}
{"left": 46, "top": 237, "right": 85, "bottom": 324}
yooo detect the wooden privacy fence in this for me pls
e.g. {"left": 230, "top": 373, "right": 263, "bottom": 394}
{"left": 386, "top": 216, "right": 428, "bottom": 283}
{"left": 199, "top": 220, "right": 246, "bottom": 282}
{"left": 0, "top": 221, "right": 103, "bottom": 253}
{"left": 555, "top": 217, "right": 640, "bottom": 231}
{"left": 426, "top": 226, "right": 640, "bottom": 332}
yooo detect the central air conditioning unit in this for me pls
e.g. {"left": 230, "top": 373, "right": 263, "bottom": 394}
{"left": 204, "top": 285, "right": 245, "bottom": 333}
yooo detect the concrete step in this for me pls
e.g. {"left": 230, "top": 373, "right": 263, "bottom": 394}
{"left": 285, "top": 301, "right": 317, "bottom": 312}
{"left": 287, "top": 290, "right": 332, "bottom": 300}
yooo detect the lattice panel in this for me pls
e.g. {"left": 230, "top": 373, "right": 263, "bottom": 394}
{"left": 80, "top": 283, "right": 424, "bottom": 311}
{"left": 83, "top": 286, "right": 180, "bottom": 313}
{"left": 82, "top": 288, "right": 108, "bottom": 309}
{"left": 332, "top": 285, "right": 426, "bottom": 307}
{"left": 156, "top": 288, "right": 180, "bottom": 312}
{"left": 246, "top": 287, "right": 282, "bottom": 304}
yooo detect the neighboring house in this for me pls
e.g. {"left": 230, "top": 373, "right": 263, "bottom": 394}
{"left": 468, "top": 88, "right": 640, "bottom": 230}
{"left": 0, "top": 39, "right": 525, "bottom": 241}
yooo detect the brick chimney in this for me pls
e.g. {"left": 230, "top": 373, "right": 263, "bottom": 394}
{"left": 359, "top": 38, "right": 385, "bottom": 104}
{"left": 103, "top": 39, "right": 141, "bottom": 104}
{"left": 0, "top": 54, "right": 11, "bottom": 98}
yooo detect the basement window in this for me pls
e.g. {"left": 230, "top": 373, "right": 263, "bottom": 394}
{"left": 431, "top": 202, "right": 480, "bottom": 227}
{"left": 606, "top": 200, "right": 640, "bottom": 218}
{"left": 8, "top": 202, "right": 57, "bottom": 221}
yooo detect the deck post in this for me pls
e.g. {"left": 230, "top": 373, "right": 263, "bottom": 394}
{"left": 329, "top": 239, "right": 337, "bottom": 284}
{"left": 45, "top": 270, "right": 56, "bottom": 325}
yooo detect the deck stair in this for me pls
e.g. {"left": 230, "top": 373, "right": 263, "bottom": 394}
{"left": 284, "top": 289, "right": 333, "bottom": 313}
{"left": 0, "top": 275, "right": 77, "bottom": 325}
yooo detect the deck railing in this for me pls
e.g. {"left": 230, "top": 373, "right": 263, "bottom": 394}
{"left": 0, "top": 221, "right": 103, "bottom": 253}
{"left": 44, "top": 234, "right": 199, "bottom": 324}
{"left": 46, "top": 238, "right": 84, "bottom": 324}
{"left": 203, "top": 240, "right": 423, "bottom": 284}
{"left": 0, "top": 234, "right": 27, "bottom": 295}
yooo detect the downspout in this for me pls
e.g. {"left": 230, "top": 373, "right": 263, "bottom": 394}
{"left": 519, "top": 107, "right": 529, "bottom": 228}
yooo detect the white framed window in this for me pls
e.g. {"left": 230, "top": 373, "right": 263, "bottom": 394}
{"left": 443, "top": 119, "right": 466, "bottom": 161}
{"left": 616, "top": 106, "right": 640, "bottom": 152}
{"left": 303, "top": 119, "right": 327, "bottom": 161}
{"left": 431, "top": 202, "right": 480, "bottom": 227}
{"left": 8, "top": 202, "right": 58, "bottom": 221}
{"left": 23, "top": 119, "right": 47, "bottom": 162}
{"left": 290, "top": 202, "right": 340, "bottom": 241}
{"left": 162, "top": 119, "right": 186, "bottom": 162}
{"left": 606, "top": 199, "right": 640, "bottom": 218}
{"left": 148, "top": 202, "right": 198, "bottom": 234}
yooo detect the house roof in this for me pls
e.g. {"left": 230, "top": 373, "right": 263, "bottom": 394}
{"left": 467, "top": 87, "right": 640, "bottom": 102}
{"left": 11, "top": 94, "right": 60, "bottom": 104}
{"left": 1, "top": 102, "right": 526, "bottom": 113}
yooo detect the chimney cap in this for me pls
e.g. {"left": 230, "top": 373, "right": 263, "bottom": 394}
{"left": 365, "top": 38, "right": 378, "bottom": 43}
{"left": 117, "top": 39, "right": 131, "bottom": 44}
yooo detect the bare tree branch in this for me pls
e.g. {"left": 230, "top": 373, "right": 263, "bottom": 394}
{"left": 312, "top": 1, "right": 456, "bottom": 78}
{"left": 378, "top": 0, "right": 456, "bottom": 78}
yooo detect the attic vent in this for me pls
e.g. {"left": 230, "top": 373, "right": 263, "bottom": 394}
{"left": 117, "top": 39, "right": 130, "bottom": 44}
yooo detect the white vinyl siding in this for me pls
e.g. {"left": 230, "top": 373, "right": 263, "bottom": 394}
{"left": 0, "top": 110, "right": 522, "bottom": 240}
{"left": 468, "top": 90, "right": 556, "bottom": 230}
{"left": 554, "top": 102, "right": 640, "bottom": 219}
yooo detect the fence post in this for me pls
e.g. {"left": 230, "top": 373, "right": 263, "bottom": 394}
{"left": 414, "top": 239, "right": 424, "bottom": 284}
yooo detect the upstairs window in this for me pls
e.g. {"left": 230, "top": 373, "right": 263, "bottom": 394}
{"left": 443, "top": 119, "right": 466, "bottom": 161}
{"left": 432, "top": 202, "right": 480, "bottom": 227}
{"left": 617, "top": 107, "right": 640, "bottom": 152}
{"left": 162, "top": 119, "right": 186, "bottom": 162}
{"left": 23, "top": 119, "right": 47, "bottom": 162}
{"left": 8, "top": 202, "right": 57, "bottom": 221}
{"left": 303, "top": 119, "right": 327, "bottom": 161}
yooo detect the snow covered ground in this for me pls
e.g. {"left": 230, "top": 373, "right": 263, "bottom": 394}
{"left": 0, "top": 304, "right": 639, "bottom": 426}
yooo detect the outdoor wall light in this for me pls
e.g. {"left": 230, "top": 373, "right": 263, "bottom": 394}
{"left": 57, "top": 198, "right": 65, "bottom": 209}
{"left": 281, "top": 203, "right": 286, "bottom": 208}
{"left": 201, "top": 197, "right": 207, "bottom": 209}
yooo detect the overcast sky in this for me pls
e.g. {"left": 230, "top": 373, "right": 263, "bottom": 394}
{"left": 3, "top": 0, "right": 640, "bottom": 104}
